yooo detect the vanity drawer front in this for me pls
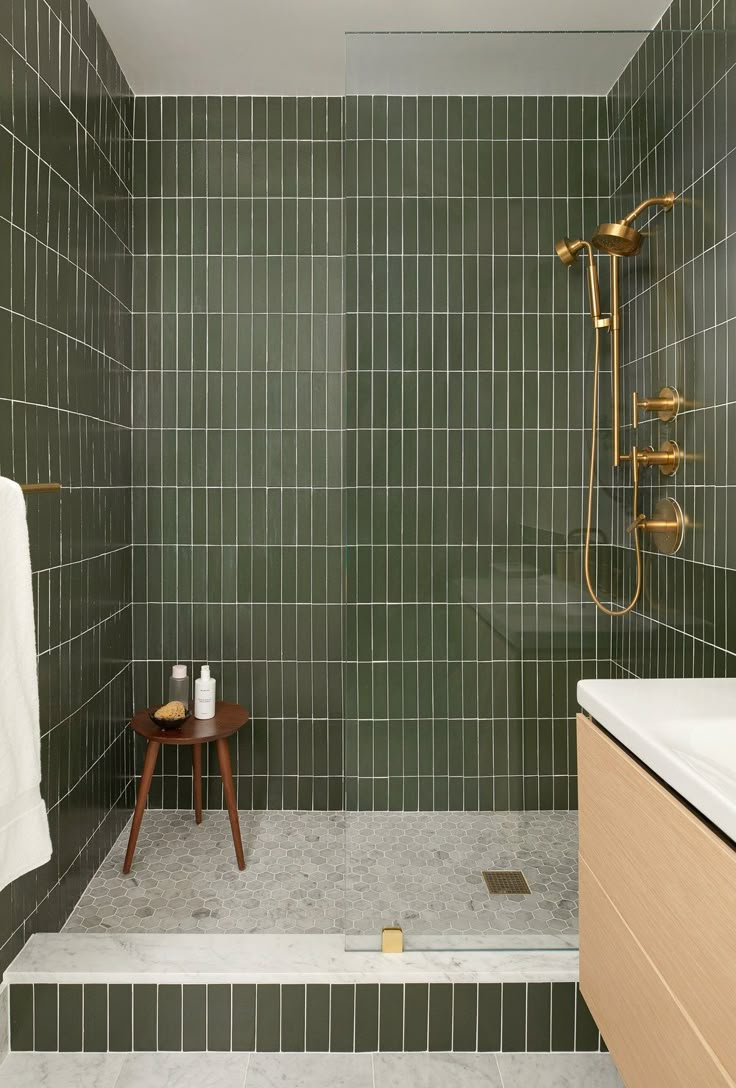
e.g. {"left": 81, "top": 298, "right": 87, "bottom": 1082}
{"left": 580, "top": 857, "right": 731, "bottom": 1088}
{"left": 577, "top": 714, "right": 736, "bottom": 1080}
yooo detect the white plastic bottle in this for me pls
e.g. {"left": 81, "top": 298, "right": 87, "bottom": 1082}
{"left": 194, "top": 664, "right": 216, "bottom": 719}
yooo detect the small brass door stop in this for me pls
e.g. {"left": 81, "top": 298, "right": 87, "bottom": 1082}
{"left": 381, "top": 926, "right": 404, "bottom": 953}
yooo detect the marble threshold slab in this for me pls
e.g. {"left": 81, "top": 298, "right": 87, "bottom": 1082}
{"left": 5, "top": 934, "right": 579, "bottom": 986}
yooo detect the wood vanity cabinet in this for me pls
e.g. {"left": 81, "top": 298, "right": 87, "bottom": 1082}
{"left": 577, "top": 713, "right": 736, "bottom": 1088}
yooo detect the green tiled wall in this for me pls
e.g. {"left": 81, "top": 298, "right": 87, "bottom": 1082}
{"left": 605, "top": 2, "right": 736, "bottom": 679}
{"left": 343, "top": 96, "right": 612, "bottom": 811}
{"left": 9, "top": 980, "right": 602, "bottom": 1053}
{"left": 131, "top": 98, "right": 344, "bottom": 809}
{"left": 0, "top": 0, "right": 133, "bottom": 976}
{"left": 131, "top": 92, "right": 615, "bottom": 814}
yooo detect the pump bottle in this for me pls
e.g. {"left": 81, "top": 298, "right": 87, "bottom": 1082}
{"left": 194, "top": 664, "right": 216, "bottom": 719}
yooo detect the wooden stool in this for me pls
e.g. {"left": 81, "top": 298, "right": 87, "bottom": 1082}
{"left": 123, "top": 701, "right": 250, "bottom": 874}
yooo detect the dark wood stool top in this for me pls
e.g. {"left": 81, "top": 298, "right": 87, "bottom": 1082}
{"left": 132, "top": 701, "right": 249, "bottom": 743}
{"left": 124, "top": 700, "right": 250, "bottom": 875}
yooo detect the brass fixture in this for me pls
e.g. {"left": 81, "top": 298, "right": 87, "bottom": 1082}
{"left": 556, "top": 191, "right": 683, "bottom": 616}
{"left": 592, "top": 192, "right": 677, "bottom": 257}
{"left": 20, "top": 482, "right": 62, "bottom": 493}
{"left": 554, "top": 233, "right": 642, "bottom": 613}
{"left": 555, "top": 236, "right": 585, "bottom": 266}
{"left": 582, "top": 329, "right": 643, "bottom": 616}
{"left": 381, "top": 926, "right": 404, "bottom": 953}
{"left": 590, "top": 221, "right": 642, "bottom": 257}
{"left": 553, "top": 238, "right": 610, "bottom": 329}
{"left": 483, "top": 870, "right": 531, "bottom": 895}
{"left": 632, "top": 386, "right": 681, "bottom": 426}
{"left": 591, "top": 192, "right": 677, "bottom": 467}
{"left": 620, "top": 440, "right": 681, "bottom": 477}
{"left": 627, "top": 497, "right": 686, "bottom": 555}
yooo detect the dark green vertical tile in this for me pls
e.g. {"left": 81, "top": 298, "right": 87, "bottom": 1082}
{"left": 10, "top": 985, "right": 33, "bottom": 1051}
{"left": 428, "top": 983, "right": 452, "bottom": 1052}
{"left": 551, "top": 982, "right": 576, "bottom": 1052}
{"left": 281, "top": 985, "right": 306, "bottom": 1052}
{"left": 109, "top": 985, "right": 133, "bottom": 1052}
{"left": 453, "top": 984, "right": 478, "bottom": 1052}
{"left": 575, "top": 987, "right": 600, "bottom": 1051}
{"left": 58, "top": 984, "right": 83, "bottom": 1053}
{"left": 330, "top": 984, "right": 355, "bottom": 1052}
{"left": 379, "top": 984, "right": 404, "bottom": 1052}
{"left": 207, "top": 985, "right": 232, "bottom": 1051}
{"left": 182, "top": 985, "right": 207, "bottom": 1052}
{"left": 256, "top": 985, "right": 281, "bottom": 1052}
{"left": 354, "top": 984, "right": 379, "bottom": 1052}
{"left": 33, "top": 985, "right": 57, "bottom": 1052}
{"left": 83, "top": 984, "right": 107, "bottom": 1052}
{"left": 232, "top": 985, "right": 256, "bottom": 1051}
{"left": 526, "top": 983, "right": 551, "bottom": 1052}
{"left": 133, "top": 985, "right": 157, "bottom": 1052}
{"left": 477, "top": 984, "right": 501, "bottom": 1052}
{"left": 403, "top": 984, "right": 429, "bottom": 1052}
{"left": 502, "top": 984, "right": 526, "bottom": 1052}
{"left": 305, "top": 984, "right": 330, "bottom": 1051}
{"left": 157, "top": 985, "right": 182, "bottom": 1051}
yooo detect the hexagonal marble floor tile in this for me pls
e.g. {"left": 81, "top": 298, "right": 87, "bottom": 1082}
{"left": 63, "top": 810, "right": 578, "bottom": 941}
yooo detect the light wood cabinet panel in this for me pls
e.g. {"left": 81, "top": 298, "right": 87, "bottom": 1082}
{"left": 577, "top": 713, "right": 736, "bottom": 1086}
{"left": 580, "top": 857, "right": 731, "bottom": 1088}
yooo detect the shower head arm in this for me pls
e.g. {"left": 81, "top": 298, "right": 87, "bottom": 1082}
{"left": 620, "top": 191, "right": 676, "bottom": 225}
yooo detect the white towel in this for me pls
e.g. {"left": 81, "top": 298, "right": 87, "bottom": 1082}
{"left": 0, "top": 477, "right": 52, "bottom": 890}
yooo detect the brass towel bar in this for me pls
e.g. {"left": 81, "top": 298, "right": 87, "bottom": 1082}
{"left": 20, "top": 483, "right": 62, "bottom": 493}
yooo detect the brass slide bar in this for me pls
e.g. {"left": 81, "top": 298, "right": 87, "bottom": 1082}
{"left": 610, "top": 254, "right": 621, "bottom": 467}
{"left": 20, "top": 483, "right": 62, "bottom": 493}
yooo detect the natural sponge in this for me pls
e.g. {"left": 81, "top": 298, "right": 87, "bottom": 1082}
{"left": 154, "top": 700, "right": 187, "bottom": 722}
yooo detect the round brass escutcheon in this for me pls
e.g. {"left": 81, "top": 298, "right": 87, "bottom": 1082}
{"left": 655, "top": 386, "right": 680, "bottom": 422}
{"left": 651, "top": 498, "right": 685, "bottom": 555}
{"left": 658, "top": 439, "right": 680, "bottom": 476}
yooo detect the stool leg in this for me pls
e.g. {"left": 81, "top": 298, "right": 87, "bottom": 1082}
{"left": 192, "top": 742, "right": 203, "bottom": 824}
{"left": 123, "top": 739, "right": 161, "bottom": 874}
{"left": 215, "top": 736, "right": 245, "bottom": 870}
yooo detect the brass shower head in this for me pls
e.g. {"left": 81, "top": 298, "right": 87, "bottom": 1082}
{"left": 592, "top": 192, "right": 676, "bottom": 257}
{"left": 591, "top": 222, "right": 642, "bottom": 257}
{"left": 555, "top": 237, "right": 586, "bottom": 266}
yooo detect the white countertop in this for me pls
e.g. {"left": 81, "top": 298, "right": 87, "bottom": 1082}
{"left": 577, "top": 678, "right": 736, "bottom": 844}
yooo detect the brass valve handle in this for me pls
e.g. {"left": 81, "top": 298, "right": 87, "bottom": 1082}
{"left": 632, "top": 386, "right": 681, "bottom": 428}
{"left": 628, "top": 512, "right": 682, "bottom": 535}
{"left": 627, "top": 502, "right": 685, "bottom": 549}
{"left": 620, "top": 441, "right": 680, "bottom": 476}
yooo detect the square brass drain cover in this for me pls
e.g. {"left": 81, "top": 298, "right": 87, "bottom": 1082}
{"left": 483, "top": 870, "right": 531, "bottom": 895}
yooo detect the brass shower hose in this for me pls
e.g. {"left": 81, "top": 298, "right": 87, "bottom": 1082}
{"left": 583, "top": 325, "right": 643, "bottom": 616}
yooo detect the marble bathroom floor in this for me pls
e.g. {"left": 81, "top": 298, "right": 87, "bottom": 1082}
{"left": 0, "top": 1051, "right": 623, "bottom": 1087}
{"left": 64, "top": 810, "right": 578, "bottom": 945}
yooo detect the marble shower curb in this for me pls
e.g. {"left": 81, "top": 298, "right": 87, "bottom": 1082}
{"left": 4, "top": 935, "right": 604, "bottom": 1055}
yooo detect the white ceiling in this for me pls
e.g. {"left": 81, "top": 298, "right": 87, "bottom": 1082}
{"left": 346, "top": 33, "right": 649, "bottom": 96}
{"left": 88, "top": 0, "right": 671, "bottom": 96}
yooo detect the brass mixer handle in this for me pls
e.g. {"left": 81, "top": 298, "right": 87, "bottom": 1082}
{"left": 631, "top": 386, "right": 680, "bottom": 426}
{"left": 631, "top": 392, "right": 660, "bottom": 427}
{"left": 627, "top": 513, "right": 647, "bottom": 534}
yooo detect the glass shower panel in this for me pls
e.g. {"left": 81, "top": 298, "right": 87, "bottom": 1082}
{"left": 341, "top": 29, "right": 663, "bottom": 951}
